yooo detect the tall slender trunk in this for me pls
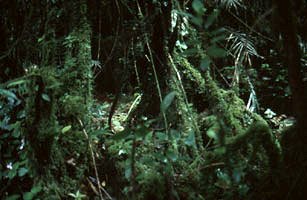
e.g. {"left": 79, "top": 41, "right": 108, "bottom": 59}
{"left": 273, "top": 0, "right": 307, "bottom": 198}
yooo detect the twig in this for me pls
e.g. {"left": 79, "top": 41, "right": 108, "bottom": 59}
{"left": 136, "top": 0, "right": 169, "bottom": 132}
{"left": 201, "top": 162, "right": 225, "bottom": 170}
{"left": 78, "top": 119, "right": 113, "bottom": 200}
{"left": 228, "top": 10, "right": 274, "bottom": 42}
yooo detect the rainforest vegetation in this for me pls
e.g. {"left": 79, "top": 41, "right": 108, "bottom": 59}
{"left": 1, "top": 0, "right": 307, "bottom": 199}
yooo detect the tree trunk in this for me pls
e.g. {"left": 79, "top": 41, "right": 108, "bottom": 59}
{"left": 273, "top": 0, "right": 307, "bottom": 198}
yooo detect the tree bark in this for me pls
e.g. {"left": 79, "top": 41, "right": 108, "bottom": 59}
{"left": 273, "top": 0, "right": 307, "bottom": 198}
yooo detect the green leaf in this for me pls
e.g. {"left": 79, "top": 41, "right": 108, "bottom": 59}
{"left": 7, "top": 79, "right": 26, "bottom": 87}
{"left": 5, "top": 194, "right": 21, "bottom": 200}
{"left": 182, "top": 48, "right": 199, "bottom": 56}
{"left": 0, "top": 89, "right": 18, "bottom": 100}
{"left": 210, "top": 34, "right": 227, "bottom": 43}
{"left": 23, "top": 192, "right": 34, "bottom": 200}
{"left": 192, "top": 0, "right": 205, "bottom": 15}
{"left": 214, "top": 147, "right": 226, "bottom": 154}
{"left": 211, "top": 28, "right": 227, "bottom": 35}
{"left": 161, "top": 91, "right": 176, "bottom": 113}
{"left": 154, "top": 152, "right": 167, "bottom": 163}
{"left": 90, "top": 129, "right": 107, "bottom": 136}
{"left": 155, "top": 131, "right": 167, "bottom": 141}
{"left": 124, "top": 167, "right": 132, "bottom": 179}
{"left": 205, "top": 9, "right": 219, "bottom": 29}
{"left": 184, "top": 131, "right": 196, "bottom": 147}
{"left": 190, "top": 16, "right": 203, "bottom": 27}
{"left": 8, "top": 169, "right": 17, "bottom": 179}
{"left": 12, "top": 122, "right": 21, "bottom": 138}
{"left": 23, "top": 186, "right": 42, "bottom": 200}
{"left": 61, "top": 125, "right": 72, "bottom": 134}
{"left": 170, "top": 129, "right": 180, "bottom": 141}
{"left": 206, "top": 129, "right": 218, "bottom": 140}
{"left": 41, "top": 93, "right": 50, "bottom": 102}
{"left": 166, "top": 150, "right": 178, "bottom": 162}
{"left": 18, "top": 167, "right": 28, "bottom": 177}
{"left": 30, "top": 186, "right": 41, "bottom": 194}
{"left": 207, "top": 46, "right": 227, "bottom": 58}
{"left": 37, "top": 35, "right": 45, "bottom": 43}
{"left": 112, "top": 128, "right": 131, "bottom": 141}
{"left": 140, "top": 157, "right": 155, "bottom": 166}
{"left": 135, "top": 125, "right": 152, "bottom": 138}
{"left": 200, "top": 57, "right": 211, "bottom": 71}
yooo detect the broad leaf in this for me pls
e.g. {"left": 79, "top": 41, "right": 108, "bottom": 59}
{"left": 0, "top": 89, "right": 18, "bottom": 100}
{"left": 5, "top": 194, "right": 21, "bottom": 200}
{"left": 112, "top": 128, "right": 132, "bottom": 141}
{"left": 18, "top": 167, "right": 28, "bottom": 177}
{"left": 161, "top": 91, "right": 176, "bottom": 113}
{"left": 205, "top": 9, "right": 219, "bottom": 29}
{"left": 184, "top": 131, "right": 196, "bottom": 147}
{"left": 166, "top": 149, "right": 178, "bottom": 162}
{"left": 207, "top": 46, "right": 227, "bottom": 58}
{"left": 41, "top": 93, "right": 50, "bottom": 102}
{"left": 200, "top": 57, "right": 211, "bottom": 71}
{"left": 206, "top": 129, "right": 218, "bottom": 140}
{"left": 192, "top": 0, "right": 205, "bottom": 15}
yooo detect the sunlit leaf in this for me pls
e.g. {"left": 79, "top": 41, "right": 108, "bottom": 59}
{"left": 7, "top": 79, "right": 26, "bottom": 87}
{"left": 206, "top": 129, "right": 218, "bottom": 140}
{"left": 41, "top": 93, "right": 50, "bottom": 102}
{"left": 61, "top": 125, "right": 72, "bottom": 134}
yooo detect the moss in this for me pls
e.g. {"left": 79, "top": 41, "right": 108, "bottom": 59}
{"left": 168, "top": 64, "right": 199, "bottom": 155}
{"left": 170, "top": 57, "right": 283, "bottom": 199}
{"left": 21, "top": 2, "right": 95, "bottom": 198}
{"left": 226, "top": 121, "right": 281, "bottom": 169}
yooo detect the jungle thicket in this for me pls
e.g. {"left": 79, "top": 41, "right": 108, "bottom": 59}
{"left": 1, "top": 0, "right": 307, "bottom": 199}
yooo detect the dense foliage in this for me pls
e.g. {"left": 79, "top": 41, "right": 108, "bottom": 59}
{"left": 1, "top": 0, "right": 306, "bottom": 199}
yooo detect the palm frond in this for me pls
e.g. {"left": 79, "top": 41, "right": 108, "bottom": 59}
{"left": 226, "top": 32, "right": 261, "bottom": 64}
{"left": 215, "top": 0, "right": 243, "bottom": 10}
